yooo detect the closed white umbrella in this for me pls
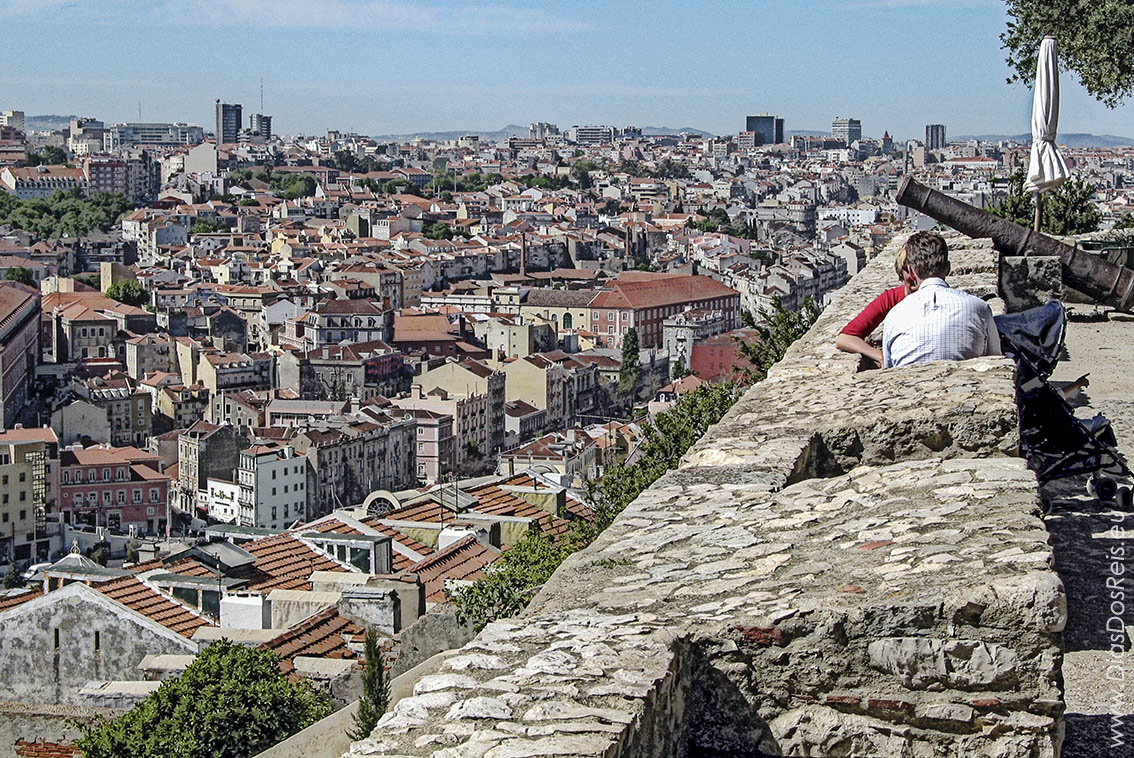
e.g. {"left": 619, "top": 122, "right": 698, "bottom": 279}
{"left": 1024, "top": 36, "right": 1071, "bottom": 230}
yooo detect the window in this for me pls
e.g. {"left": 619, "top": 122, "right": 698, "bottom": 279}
{"left": 272, "top": 487, "right": 277, "bottom": 496}
{"left": 117, "top": 490, "right": 125, "bottom": 504}
{"left": 117, "top": 467, "right": 126, "bottom": 480}
{"left": 608, "top": 326, "right": 614, "bottom": 334}
{"left": 607, "top": 312, "right": 614, "bottom": 321}
{"left": 0, "top": 475, "right": 6, "bottom": 486}
{"left": 271, "top": 506, "right": 277, "bottom": 521}
{"left": 102, "top": 492, "right": 111, "bottom": 504}
{"left": 19, "top": 510, "right": 26, "bottom": 521}
{"left": 102, "top": 468, "right": 110, "bottom": 481}
{"left": 88, "top": 470, "right": 96, "bottom": 482}
{"left": 133, "top": 490, "right": 142, "bottom": 503}
{"left": 61, "top": 471, "right": 68, "bottom": 484}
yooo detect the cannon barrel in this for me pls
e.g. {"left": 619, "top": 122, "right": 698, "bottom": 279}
{"left": 895, "top": 175, "right": 1134, "bottom": 312}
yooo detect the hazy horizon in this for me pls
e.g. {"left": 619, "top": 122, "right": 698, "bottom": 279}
{"left": 3, "top": 0, "right": 1133, "bottom": 140}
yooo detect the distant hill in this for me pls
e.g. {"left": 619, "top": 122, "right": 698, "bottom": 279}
{"left": 640, "top": 126, "right": 714, "bottom": 137}
{"left": 373, "top": 124, "right": 529, "bottom": 142}
{"left": 26, "top": 114, "right": 76, "bottom": 132}
{"left": 373, "top": 124, "right": 716, "bottom": 141}
{"left": 954, "top": 132, "right": 1134, "bottom": 148}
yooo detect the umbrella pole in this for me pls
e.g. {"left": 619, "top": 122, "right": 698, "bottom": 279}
{"left": 1034, "top": 193, "right": 1043, "bottom": 232}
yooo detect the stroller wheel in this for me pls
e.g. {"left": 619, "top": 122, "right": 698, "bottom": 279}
{"left": 1088, "top": 474, "right": 1118, "bottom": 501}
{"left": 1117, "top": 486, "right": 1133, "bottom": 511}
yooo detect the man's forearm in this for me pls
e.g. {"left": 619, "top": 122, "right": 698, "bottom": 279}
{"left": 835, "top": 333, "right": 883, "bottom": 365}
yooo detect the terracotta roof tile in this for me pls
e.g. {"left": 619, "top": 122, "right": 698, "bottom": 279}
{"left": 94, "top": 576, "right": 214, "bottom": 638}
{"left": 410, "top": 536, "right": 499, "bottom": 603}
{"left": 14, "top": 739, "right": 80, "bottom": 758}
{"left": 258, "top": 607, "right": 361, "bottom": 676}
{"left": 0, "top": 589, "right": 41, "bottom": 613}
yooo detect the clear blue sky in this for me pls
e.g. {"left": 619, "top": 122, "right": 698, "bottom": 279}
{"left": 1, "top": 0, "right": 1131, "bottom": 140}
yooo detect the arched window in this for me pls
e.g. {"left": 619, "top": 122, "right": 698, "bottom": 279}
{"left": 562, "top": 313, "right": 573, "bottom": 329}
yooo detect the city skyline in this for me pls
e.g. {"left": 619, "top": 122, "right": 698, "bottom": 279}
{"left": 3, "top": 0, "right": 1133, "bottom": 140}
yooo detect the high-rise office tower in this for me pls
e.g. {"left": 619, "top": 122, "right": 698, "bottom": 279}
{"left": 250, "top": 113, "right": 272, "bottom": 139}
{"left": 745, "top": 114, "right": 784, "bottom": 146}
{"left": 925, "top": 123, "right": 946, "bottom": 150}
{"left": 832, "top": 117, "right": 862, "bottom": 144}
{"left": 215, "top": 101, "right": 242, "bottom": 144}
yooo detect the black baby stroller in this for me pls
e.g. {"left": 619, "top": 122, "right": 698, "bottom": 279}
{"left": 995, "top": 301, "right": 1132, "bottom": 504}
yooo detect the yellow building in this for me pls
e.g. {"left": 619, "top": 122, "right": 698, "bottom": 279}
{"left": 0, "top": 426, "right": 59, "bottom": 565}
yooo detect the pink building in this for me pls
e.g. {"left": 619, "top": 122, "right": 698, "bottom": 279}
{"left": 58, "top": 445, "right": 170, "bottom": 534}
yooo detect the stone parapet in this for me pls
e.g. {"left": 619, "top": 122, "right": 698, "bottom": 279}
{"left": 344, "top": 233, "right": 1066, "bottom": 758}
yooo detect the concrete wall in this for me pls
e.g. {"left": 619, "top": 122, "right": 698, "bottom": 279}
{"left": 340, "top": 233, "right": 1067, "bottom": 758}
{"left": 0, "top": 583, "right": 198, "bottom": 706}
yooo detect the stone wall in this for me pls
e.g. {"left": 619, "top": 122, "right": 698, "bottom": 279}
{"left": 344, "top": 234, "right": 1067, "bottom": 758}
{"left": 0, "top": 702, "right": 125, "bottom": 758}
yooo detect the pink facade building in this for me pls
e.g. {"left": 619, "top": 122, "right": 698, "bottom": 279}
{"left": 58, "top": 445, "right": 170, "bottom": 534}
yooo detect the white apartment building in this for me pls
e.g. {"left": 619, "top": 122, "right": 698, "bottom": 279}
{"left": 235, "top": 444, "right": 308, "bottom": 531}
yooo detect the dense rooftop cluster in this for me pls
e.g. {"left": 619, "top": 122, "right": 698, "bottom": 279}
{"left": 0, "top": 110, "right": 1130, "bottom": 756}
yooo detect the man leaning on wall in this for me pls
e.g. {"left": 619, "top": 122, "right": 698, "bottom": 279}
{"left": 882, "top": 231, "right": 1001, "bottom": 368}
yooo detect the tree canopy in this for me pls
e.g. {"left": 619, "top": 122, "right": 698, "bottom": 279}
{"left": 1002, "top": 1, "right": 1134, "bottom": 108}
{"left": 618, "top": 328, "right": 641, "bottom": 397}
{"left": 349, "top": 629, "right": 391, "bottom": 741}
{"left": 0, "top": 190, "right": 131, "bottom": 241}
{"left": 189, "top": 218, "right": 230, "bottom": 236}
{"left": 736, "top": 297, "right": 823, "bottom": 383}
{"left": 3, "top": 266, "right": 35, "bottom": 286}
{"left": 75, "top": 640, "right": 331, "bottom": 758}
{"left": 25, "top": 146, "right": 69, "bottom": 166}
{"left": 422, "top": 221, "right": 468, "bottom": 240}
{"left": 988, "top": 170, "right": 1101, "bottom": 235}
{"left": 106, "top": 279, "right": 148, "bottom": 307}
{"left": 269, "top": 172, "right": 318, "bottom": 200}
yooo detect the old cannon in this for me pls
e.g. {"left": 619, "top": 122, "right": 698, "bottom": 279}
{"left": 895, "top": 175, "right": 1134, "bottom": 312}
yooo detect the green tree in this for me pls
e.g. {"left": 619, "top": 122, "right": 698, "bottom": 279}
{"left": 4, "top": 266, "right": 35, "bottom": 286}
{"left": 75, "top": 640, "right": 331, "bottom": 758}
{"left": 3, "top": 563, "right": 25, "bottom": 589}
{"left": 0, "top": 190, "right": 130, "bottom": 240}
{"left": 26, "top": 146, "right": 69, "bottom": 166}
{"left": 1114, "top": 214, "right": 1134, "bottom": 230}
{"left": 989, "top": 171, "right": 1101, "bottom": 235}
{"left": 736, "top": 297, "right": 823, "bottom": 382}
{"left": 1002, "top": 1, "right": 1134, "bottom": 108}
{"left": 423, "top": 222, "right": 463, "bottom": 240}
{"left": 618, "top": 328, "right": 641, "bottom": 397}
{"left": 106, "top": 279, "right": 148, "bottom": 307}
{"left": 190, "top": 218, "right": 229, "bottom": 235}
{"left": 348, "top": 629, "right": 391, "bottom": 741}
{"left": 1042, "top": 177, "right": 1102, "bottom": 235}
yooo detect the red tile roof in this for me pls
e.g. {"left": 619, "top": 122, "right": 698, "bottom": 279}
{"left": 258, "top": 607, "right": 361, "bottom": 676}
{"left": 14, "top": 739, "right": 80, "bottom": 758}
{"left": 95, "top": 576, "right": 214, "bottom": 638}
{"left": 0, "top": 589, "right": 41, "bottom": 613}
{"left": 410, "top": 536, "right": 499, "bottom": 604}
